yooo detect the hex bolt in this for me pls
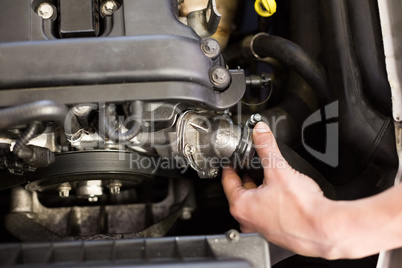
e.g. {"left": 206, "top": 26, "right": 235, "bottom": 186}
{"left": 226, "top": 229, "right": 240, "bottom": 242}
{"left": 208, "top": 169, "right": 219, "bottom": 178}
{"left": 110, "top": 185, "right": 120, "bottom": 194}
{"left": 248, "top": 113, "right": 263, "bottom": 127}
{"left": 101, "top": 0, "right": 118, "bottom": 16}
{"left": 210, "top": 67, "right": 231, "bottom": 91}
{"left": 181, "top": 207, "right": 193, "bottom": 220}
{"left": 57, "top": 183, "right": 72, "bottom": 198}
{"left": 108, "top": 180, "right": 122, "bottom": 195}
{"left": 201, "top": 38, "right": 221, "bottom": 59}
{"left": 37, "top": 3, "right": 54, "bottom": 20}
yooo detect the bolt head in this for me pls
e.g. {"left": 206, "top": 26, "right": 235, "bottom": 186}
{"left": 110, "top": 186, "right": 120, "bottom": 194}
{"left": 210, "top": 67, "right": 231, "bottom": 91}
{"left": 248, "top": 113, "right": 263, "bottom": 127}
{"left": 37, "top": 3, "right": 54, "bottom": 20}
{"left": 208, "top": 169, "right": 219, "bottom": 178}
{"left": 57, "top": 183, "right": 71, "bottom": 198}
{"left": 59, "top": 190, "right": 69, "bottom": 198}
{"left": 108, "top": 180, "right": 122, "bottom": 195}
{"left": 201, "top": 38, "right": 221, "bottom": 59}
{"left": 102, "top": 1, "right": 118, "bottom": 16}
{"left": 181, "top": 208, "right": 193, "bottom": 220}
{"left": 226, "top": 229, "right": 240, "bottom": 242}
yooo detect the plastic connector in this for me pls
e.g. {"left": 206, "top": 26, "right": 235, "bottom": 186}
{"left": 254, "top": 0, "right": 277, "bottom": 17}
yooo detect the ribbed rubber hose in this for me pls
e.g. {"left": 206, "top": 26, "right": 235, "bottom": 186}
{"left": 245, "top": 33, "right": 331, "bottom": 104}
{"left": 0, "top": 100, "right": 68, "bottom": 130}
{"left": 102, "top": 101, "right": 143, "bottom": 142}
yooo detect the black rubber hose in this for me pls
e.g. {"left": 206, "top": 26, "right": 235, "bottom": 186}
{"left": 244, "top": 34, "right": 331, "bottom": 104}
{"left": 102, "top": 101, "right": 143, "bottom": 142}
{"left": 0, "top": 100, "right": 68, "bottom": 130}
{"left": 13, "top": 122, "right": 41, "bottom": 158}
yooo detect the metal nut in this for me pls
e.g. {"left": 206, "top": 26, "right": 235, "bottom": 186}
{"left": 201, "top": 38, "right": 221, "bottom": 59}
{"left": 248, "top": 113, "right": 263, "bottom": 127}
{"left": 37, "top": 3, "right": 54, "bottom": 20}
{"left": 108, "top": 180, "right": 122, "bottom": 195}
{"left": 181, "top": 207, "right": 193, "bottom": 220}
{"left": 101, "top": 0, "right": 118, "bottom": 16}
{"left": 57, "top": 183, "right": 71, "bottom": 198}
{"left": 226, "top": 229, "right": 240, "bottom": 242}
{"left": 210, "top": 67, "right": 231, "bottom": 91}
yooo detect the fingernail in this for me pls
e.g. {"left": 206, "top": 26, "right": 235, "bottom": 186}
{"left": 255, "top": 122, "right": 271, "bottom": 133}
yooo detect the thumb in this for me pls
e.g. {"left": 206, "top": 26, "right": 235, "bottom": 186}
{"left": 253, "top": 122, "right": 285, "bottom": 175}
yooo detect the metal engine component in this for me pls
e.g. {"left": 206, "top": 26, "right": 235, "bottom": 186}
{"left": 173, "top": 111, "right": 257, "bottom": 178}
{"left": 6, "top": 178, "right": 194, "bottom": 242}
{"left": 0, "top": 0, "right": 401, "bottom": 267}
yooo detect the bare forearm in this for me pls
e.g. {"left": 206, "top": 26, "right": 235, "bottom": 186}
{"left": 222, "top": 123, "right": 402, "bottom": 260}
{"left": 321, "top": 184, "right": 402, "bottom": 259}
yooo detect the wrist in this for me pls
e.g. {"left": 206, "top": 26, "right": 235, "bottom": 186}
{"left": 310, "top": 197, "right": 341, "bottom": 259}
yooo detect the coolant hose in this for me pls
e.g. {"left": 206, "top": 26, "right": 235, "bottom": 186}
{"left": 0, "top": 100, "right": 68, "bottom": 129}
{"left": 243, "top": 33, "right": 331, "bottom": 104}
{"left": 102, "top": 101, "right": 143, "bottom": 142}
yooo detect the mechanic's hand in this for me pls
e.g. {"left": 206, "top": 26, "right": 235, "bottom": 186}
{"left": 222, "top": 122, "right": 332, "bottom": 257}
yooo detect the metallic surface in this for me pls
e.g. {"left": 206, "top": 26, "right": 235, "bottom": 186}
{"left": 23, "top": 150, "right": 186, "bottom": 193}
{"left": 37, "top": 3, "right": 54, "bottom": 20}
{"left": 201, "top": 37, "right": 221, "bottom": 59}
{"left": 0, "top": 70, "right": 246, "bottom": 110}
{"left": 101, "top": 0, "right": 118, "bottom": 16}
{"left": 210, "top": 67, "right": 232, "bottom": 91}
{"left": 7, "top": 178, "right": 193, "bottom": 241}
{"left": 175, "top": 111, "right": 242, "bottom": 178}
{"left": 186, "top": 0, "right": 221, "bottom": 38}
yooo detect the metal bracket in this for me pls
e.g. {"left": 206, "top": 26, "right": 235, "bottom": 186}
{"left": 186, "top": 0, "right": 221, "bottom": 38}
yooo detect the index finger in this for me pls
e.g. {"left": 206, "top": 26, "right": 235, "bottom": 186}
{"left": 222, "top": 166, "right": 246, "bottom": 203}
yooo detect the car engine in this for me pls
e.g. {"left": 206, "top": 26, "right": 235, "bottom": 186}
{"left": 0, "top": 0, "right": 400, "bottom": 267}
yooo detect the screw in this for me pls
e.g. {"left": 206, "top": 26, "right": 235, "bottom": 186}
{"left": 208, "top": 169, "right": 218, "bottom": 178}
{"left": 110, "top": 186, "right": 120, "bottom": 194}
{"left": 248, "top": 114, "right": 263, "bottom": 127}
{"left": 226, "top": 229, "right": 240, "bottom": 242}
{"left": 201, "top": 38, "right": 221, "bottom": 59}
{"left": 181, "top": 207, "right": 193, "bottom": 220}
{"left": 57, "top": 183, "right": 71, "bottom": 198}
{"left": 37, "top": 3, "right": 54, "bottom": 20}
{"left": 210, "top": 67, "right": 231, "bottom": 91}
{"left": 108, "top": 180, "right": 122, "bottom": 195}
{"left": 102, "top": 0, "right": 118, "bottom": 16}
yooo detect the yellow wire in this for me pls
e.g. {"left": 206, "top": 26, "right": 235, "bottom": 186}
{"left": 255, "top": 0, "right": 277, "bottom": 17}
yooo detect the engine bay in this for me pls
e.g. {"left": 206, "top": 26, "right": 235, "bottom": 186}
{"left": 0, "top": 0, "right": 400, "bottom": 267}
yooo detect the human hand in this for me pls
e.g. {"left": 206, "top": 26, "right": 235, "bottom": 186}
{"left": 222, "top": 122, "right": 332, "bottom": 257}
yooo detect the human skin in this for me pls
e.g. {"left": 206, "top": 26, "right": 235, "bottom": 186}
{"left": 222, "top": 122, "right": 402, "bottom": 260}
